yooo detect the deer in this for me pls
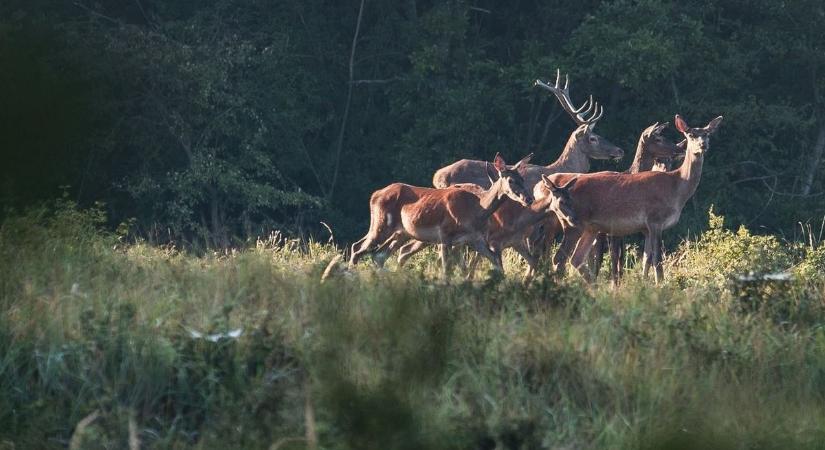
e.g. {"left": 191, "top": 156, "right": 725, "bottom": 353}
{"left": 432, "top": 69, "right": 623, "bottom": 191}
{"left": 588, "top": 122, "right": 686, "bottom": 285}
{"left": 394, "top": 175, "right": 580, "bottom": 282}
{"left": 547, "top": 114, "right": 723, "bottom": 283}
{"left": 412, "top": 70, "right": 621, "bottom": 277}
{"left": 529, "top": 122, "right": 685, "bottom": 279}
{"left": 348, "top": 153, "right": 534, "bottom": 276}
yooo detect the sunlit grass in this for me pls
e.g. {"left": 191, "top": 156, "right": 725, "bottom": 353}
{"left": 2, "top": 204, "right": 825, "bottom": 448}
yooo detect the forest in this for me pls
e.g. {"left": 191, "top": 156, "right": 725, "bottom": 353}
{"left": 2, "top": 0, "right": 824, "bottom": 246}
{"left": 4, "top": 1, "right": 825, "bottom": 449}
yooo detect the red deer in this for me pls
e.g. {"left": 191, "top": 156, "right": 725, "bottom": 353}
{"left": 432, "top": 70, "right": 623, "bottom": 191}
{"left": 349, "top": 153, "right": 534, "bottom": 276}
{"left": 395, "top": 175, "right": 580, "bottom": 281}
{"left": 588, "top": 122, "right": 685, "bottom": 284}
{"left": 548, "top": 114, "right": 723, "bottom": 283}
{"left": 531, "top": 122, "right": 684, "bottom": 277}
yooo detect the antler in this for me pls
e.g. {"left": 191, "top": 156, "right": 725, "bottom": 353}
{"left": 534, "top": 69, "right": 603, "bottom": 126}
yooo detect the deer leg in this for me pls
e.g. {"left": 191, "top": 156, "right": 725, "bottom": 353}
{"left": 381, "top": 236, "right": 413, "bottom": 267}
{"left": 642, "top": 232, "right": 653, "bottom": 278}
{"left": 349, "top": 234, "right": 378, "bottom": 266}
{"left": 591, "top": 234, "right": 607, "bottom": 281}
{"left": 372, "top": 233, "right": 407, "bottom": 268}
{"left": 553, "top": 227, "right": 582, "bottom": 275}
{"left": 658, "top": 239, "right": 665, "bottom": 279}
{"left": 570, "top": 230, "right": 598, "bottom": 283}
{"left": 527, "top": 223, "right": 546, "bottom": 256}
{"left": 349, "top": 236, "right": 367, "bottom": 265}
{"left": 397, "top": 240, "right": 427, "bottom": 268}
{"left": 465, "top": 252, "right": 482, "bottom": 280}
{"left": 439, "top": 243, "right": 452, "bottom": 278}
{"left": 532, "top": 216, "right": 562, "bottom": 261}
{"left": 456, "top": 247, "right": 470, "bottom": 273}
{"left": 650, "top": 231, "right": 664, "bottom": 283}
{"left": 609, "top": 236, "right": 624, "bottom": 287}
{"left": 513, "top": 242, "right": 538, "bottom": 283}
{"left": 471, "top": 240, "right": 503, "bottom": 272}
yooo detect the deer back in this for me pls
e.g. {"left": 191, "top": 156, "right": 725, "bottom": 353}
{"left": 547, "top": 171, "right": 684, "bottom": 235}
{"left": 433, "top": 70, "right": 623, "bottom": 190}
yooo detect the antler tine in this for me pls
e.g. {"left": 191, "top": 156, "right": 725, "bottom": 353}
{"left": 586, "top": 103, "right": 604, "bottom": 125}
{"left": 533, "top": 69, "right": 601, "bottom": 126}
{"left": 574, "top": 95, "right": 594, "bottom": 116}
{"left": 575, "top": 99, "right": 595, "bottom": 124}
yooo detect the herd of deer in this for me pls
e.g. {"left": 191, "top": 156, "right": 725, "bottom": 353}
{"left": 348, "top": 70, "right": 723, "bottom": 285}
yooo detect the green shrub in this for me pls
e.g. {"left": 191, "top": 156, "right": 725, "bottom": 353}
{"left": 796, "top": 244, "right": 825, "bottom": 280}
{"left": 667, "top": 207, "right": 797, "bottom": 288}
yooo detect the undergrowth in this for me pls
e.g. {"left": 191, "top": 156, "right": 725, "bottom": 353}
{"left": 1, "top": 202, "right": 825, "bottom": 449}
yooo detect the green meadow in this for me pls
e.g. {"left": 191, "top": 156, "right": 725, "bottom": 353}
{"left": 3, "top": 202, "right": 825, "bottom": 449}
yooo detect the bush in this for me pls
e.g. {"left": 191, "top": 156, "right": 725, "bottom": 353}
{"left": 796, "top": 244, "right": 825, "bottom": 280}
{"left": 667, "top": 207, "right": 797, "bottom": 288}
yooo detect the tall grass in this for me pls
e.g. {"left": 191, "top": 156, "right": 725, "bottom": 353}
{"left": 2, "top": 202, "right": 825, "bottom": 449}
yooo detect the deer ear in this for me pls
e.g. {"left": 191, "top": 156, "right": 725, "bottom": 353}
{"left": 674, "top": 115, "right": 689, "bottom": 133}
{"left": 493, "top": 153, "right": 506, "bottom": 172}
{"left": 486, "top": 162, "right": 500, "bottom": 183}
{"left": 514, "top": 152, "right": 533, "bottom": 168}
{"left": 643, "top": 122, "right": 659, "bottom": 138}
{"left": 514, "top": 153, "right": 533, "bottom": 174}
{"left": 704, "top": 116, "right": 724, "bottom": 134}
{"left": 561, "top": 176, "right": 578, "bottom": 190}
{"left": 541, "top": 174, "right": 558, "bottom": 191}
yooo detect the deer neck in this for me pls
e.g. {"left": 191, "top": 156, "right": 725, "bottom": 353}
{"left": 676, "top": 150, "right": 704, "bottom": 203}
{"left": 514, "top": 201, "right": 549, "bottom": 230}
{"left": 475, "top": 181, "right": 508, "bottom": 225}
{"left": 628, "top": 137, "right": 655, "bottom": 174}
{"left": 546, "top": 133, "right": 590, "bottom": 173}
{"left": 505, "top": 201, "right": 548, "bottom": 232}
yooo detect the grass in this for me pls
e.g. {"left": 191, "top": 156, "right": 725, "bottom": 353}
{"left": 2, "top": 203, "right": 825, "bottom": 449}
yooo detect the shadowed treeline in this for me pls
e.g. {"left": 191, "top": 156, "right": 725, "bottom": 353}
{"left": 1, "top": 0, "right": 824, "bottom": 246}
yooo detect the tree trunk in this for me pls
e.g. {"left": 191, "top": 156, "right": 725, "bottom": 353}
{"left": 328, "top": 0, "right": 366, "bottom": 202}
{"left": 801, "top": 122, "right": 825, "bottom": 196}
{"left": 209, "top": 185, "right": 226, "bottom": 248}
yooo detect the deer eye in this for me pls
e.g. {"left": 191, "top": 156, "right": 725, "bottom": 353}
{"left": 588, "top": 136, "right": 597, "bottom": 143}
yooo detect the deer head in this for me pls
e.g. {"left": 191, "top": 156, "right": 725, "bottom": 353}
{"left": 674, "top": 115, "right": 724, "bottom": 156}
{"left": 573, "top": 124, "right": 624, "bottom": 161}
{"left": 641, "top": 122, "right": 684, "bottom": 160}
{"left": 486, "top": 153, "right": 535, "bottom": 206}
{"left": 538, "top": 174, "right": 579, "bottom": 227}
{"left": 535, "top": 69, "right": 624, "bottom": 161}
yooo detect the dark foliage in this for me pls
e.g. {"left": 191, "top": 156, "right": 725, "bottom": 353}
{"left": 2, "top": 0, "right": 824, "bottom": 246}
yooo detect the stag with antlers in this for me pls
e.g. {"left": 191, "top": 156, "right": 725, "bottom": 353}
{"left": 411, "top": 71, "right": 621, "bottom": 278}
{"left": 547, "top": 115, "right": 723, "bottom": 283}
{"left": 433, "top": 70, "right": 623, "bottom": 191}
